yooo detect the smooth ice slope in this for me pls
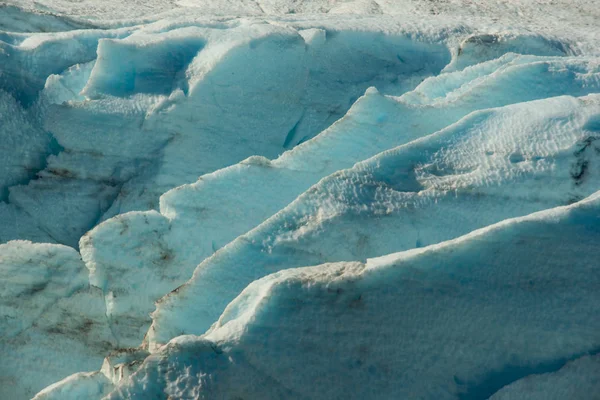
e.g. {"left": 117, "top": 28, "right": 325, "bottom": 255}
{"left": 99, "top": 191, "right": 600, "bottom": 399}
{"left": 0, "top": 241, "right": 115, "bottom": 399}
{"left": 148, "top": 94, "right": 600, "bottom": 347}
{"left": 80, "top": 53, "right": 600, "bottom": 346}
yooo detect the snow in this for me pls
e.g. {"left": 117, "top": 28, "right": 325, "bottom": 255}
{"left": 0, "top": 1, "right": 599, "bottom": 399}
{"left": 0, "top": 5, "right": 94, "bottom": 33}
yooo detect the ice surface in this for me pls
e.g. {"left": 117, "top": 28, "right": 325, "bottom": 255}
{"left": 490, "top": 354, "right": 600, "bottom": 400}
{"left": 0, "top": 241, "right": 115, "bottom": 399}
{"left": 1, "top": 2, "right": 599, "bottom": 399}
{"left": 148, "top": 93, "right": 600, "bottom": 347}
{"left": 0, "top": 89, "right": 50, "bottom": 202}
{"left": 0, "top": 12, "right": 593, "bottom": 250}
{"left": 33, "top": 372, "right": 113, "bottom": 400}
{"left": 80, "top": 54, "right": 600, "bottom": 346}
{"left": 0, "top": 19, "right": 456, "bottom": 248}
{"left": 47, "top": 20, "right": 451, "bottom": 221}
{"left": 0, "top": 26, "right": 132, "bottom": 107}
{"left": 0, "top": 5, "right": 95, "bottom": 33}
{"left": 100, "top": 190, "right": 600, "bottom": 399}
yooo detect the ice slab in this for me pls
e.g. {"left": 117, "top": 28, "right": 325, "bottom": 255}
{"left": 101, "top": 190, "right": 600, "bottom": 399}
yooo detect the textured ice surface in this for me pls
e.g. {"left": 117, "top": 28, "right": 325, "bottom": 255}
{"left": 0, "top": 241, "right": 115, "bottom": 399}
{"left": 33, "top": 371, "right": 113, "bottom": 400}
{"left": 0, "top": 12, "right": 591, "bottom": 249}
{"left": 490, "top": 354, "right": 600, "bottom": 400}
{"left": 51, "top": 21, "right": 450, "bottom": 220}
{"left": 1, "top": 2, "right": 599, "bottom": 399}
{"left": 1, "top": 19, "right": 457, "bottom": 247}
{"left": 0, "top": 5, "right": 95, "bottom": 32}
{"left": 148, "top": 94, "right": 600, "bottom": 347}
{"left": 101, "top": 191, "right": 600, "bottom": 399}
{"left": 81, "top": 55, "right": 600, "bottom": 347}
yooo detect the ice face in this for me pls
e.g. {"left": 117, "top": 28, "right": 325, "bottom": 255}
{"left": 0, "top": 3, "right": 599, "bottom": 400}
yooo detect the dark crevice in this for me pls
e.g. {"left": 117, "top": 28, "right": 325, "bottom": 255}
{"left": 0, "top": 132, "right": 63, "bottom": 203}
{"left": 283, "top": 115, "right": 303, "bottom": 149}
{"left": 571, "top": 135, "right": 600, "bottom": 186}
{"left": 0, "top": 4, "right": 98, "bottom": 33}
{"left": 457, "top": 347, "right": 600, "bottom": 400}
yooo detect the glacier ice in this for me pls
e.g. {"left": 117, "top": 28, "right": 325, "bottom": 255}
{"left": 33, "top": 371, "right": 113, "bottom": 400}
{"left": 4, "top": 19, "right": 454, "bottom": 247}
{"left": 82, "top": 54, "right": 600, "bottom": 347}
{"left": 0, "top": 2, "right": 599, "bottom": 399}
{"left": 148, "top": 93, "right": 600, "bottom": 347}
{"left": 97, "top": 190, "right": 600, "bottom": 399}
{"left": 0, "top": 241, "right": 115, "bottom": 399}
{"left": 490, "top": 354, "right": 600, "bottom": 400}
{"left": 0, "top": 5, "right": 95, "bottom": 33}
{"left": 0, "top": 89, "right": 50, "bottom": 202}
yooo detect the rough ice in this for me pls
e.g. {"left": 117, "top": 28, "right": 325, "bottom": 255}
{"left": 0, "top": 1, "right": 599, "bottom": 399}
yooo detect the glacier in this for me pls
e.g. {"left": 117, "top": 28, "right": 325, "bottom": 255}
{"left": 87, "top": 191, "right": 600, "bottom": 399}
{"left": 82, "top": 55, "right": 600, "bottom": 348}
{"left": 0, "top": 1, "right": 599, "bottom": 399}
{"left": 0, "top": 241, "right": 114, "bottom": 399}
